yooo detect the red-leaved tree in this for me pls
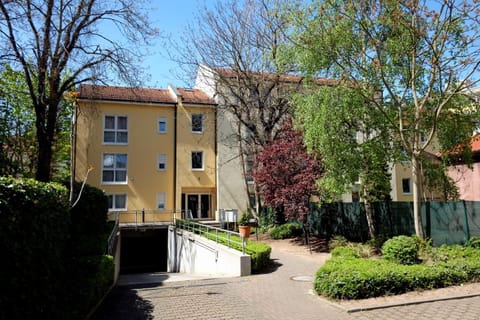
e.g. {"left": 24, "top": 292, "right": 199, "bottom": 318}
{"left": 254, "top": 118, "right": 323, "bottom": 221}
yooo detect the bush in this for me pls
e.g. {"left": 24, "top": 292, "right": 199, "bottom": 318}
{"left": 0, "top": 177, "right": 70, "bottom": 319}
{"left": 245, "top": 241, "right": 272, "bottom": 271}
{"left": 328, "top": 235, "right": 349, "bottom": 250}
{"left": 269, "top": 222, "right": 303, "bottom": 239}
{"left": 67, "top": 181, "right": 109, "bottom": 256}
{"left": 382, "top": 235, "right": 419, "bottom": 265}
{"left": 314, "top": 244, "right": 480, "bottom": 300}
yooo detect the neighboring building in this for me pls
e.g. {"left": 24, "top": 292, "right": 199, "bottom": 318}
{"left": 447, "top": 134, "right": 480, "bottom": 201}
{"left": 74, "top": 84, "right": 217, "bottom": 222}
{"left": 195, "top": 64, "right": 337, "bottom": 214}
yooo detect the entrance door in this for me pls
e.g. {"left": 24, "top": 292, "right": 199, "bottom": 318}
{"left": 182, "top": 193, "right": 211, "bottom": 219}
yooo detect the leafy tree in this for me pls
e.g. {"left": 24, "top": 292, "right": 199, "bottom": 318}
{"left": 294, "top": 84, "right": 392, "bottom": 237}
{"left": 253, "top": 118, "right": 323, "bottom": 221}
{"left": 0, "top": 0, "right": 157, "bottom": 181}
{"left": 171, "top": 0, "right": 294, "bottom": 212}
{"left": 0, "top": 64, "right": 73, "bottom": 180}
{"left": 0, "top": 64, "right": 37, "bottom": 177}
{"left": 285, "top": 0, "right": 480, "bottom": 239}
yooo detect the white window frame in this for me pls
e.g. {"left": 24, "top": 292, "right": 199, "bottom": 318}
{"left": 191, "top": 113, "right": 204, "bottom": 133}
{"left": 157, "top": 192, "right": 166, "bottom": 210}
{"left": 102, "top": 153, "right": 128, "bottom": 184}
{"left": 157, "top": 153, "right": 167, "bottom": 171}
{"left": 107, "top": 194, "right": 127, "bottom": 211}
{"left": 103, "top": 115, "right": 128, "bottom": 144}
{"left": 158, "top": 116, "right": 167, "bottom": 133}
{"left": 191, "top": 151, "right": 204, "bottom": 171}
{"left": 402, "top": 178, "right": 412, "bottom": 195}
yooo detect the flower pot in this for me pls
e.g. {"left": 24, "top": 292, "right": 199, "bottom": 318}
{"left": 238, "top": 225, "right": 251, "bottom": 239}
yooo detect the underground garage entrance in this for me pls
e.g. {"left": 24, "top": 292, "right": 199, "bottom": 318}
{"left": 120, "top": 227, "right": 168, "bottom": 274}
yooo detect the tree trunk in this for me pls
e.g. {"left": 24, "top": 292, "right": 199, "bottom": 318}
{"left": 412, "top": 154, "right": 425, "bottom": 239}
{"left": 36, "top": 129, "right": 53, "bottom": 182}
{"left": 363, "top": 188, "right": 376, "bottom": 239}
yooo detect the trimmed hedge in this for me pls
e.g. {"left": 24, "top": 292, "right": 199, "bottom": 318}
{"left": 0, "top": 177, "right": 70, "bottom": 319}
{"left": 269, "top": 222, "right": 303, "bottom": 239}
{"left": 314, "top": 244, "right": 480, "bottom": 300}
{"left": 0, "top": 177, "right": 113, "bottom": 319}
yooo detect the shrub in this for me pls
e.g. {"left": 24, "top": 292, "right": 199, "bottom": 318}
{"left": 382, "top": 235, "right": 419, "bottom": 265}
{"left": 67, "top": 181, "right": 109, "bottom": 256}
{"left": 328, "top": 235, "right": 349, "bottom": 250}
{"left": 246, "top": 241, "right": 272, "bottom": 271}
{"left": 269, "top": 222, "right": 303, "bottom": 239}
{"left": 0, "top": 177, "right": 70, "bottom": 319}
{"left": 314, "top": 244, "right": 480, "bottom": 300}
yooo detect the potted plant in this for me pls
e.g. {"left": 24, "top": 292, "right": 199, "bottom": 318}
{"left": 238, "top": 211, "right": 251, "bottom": 239}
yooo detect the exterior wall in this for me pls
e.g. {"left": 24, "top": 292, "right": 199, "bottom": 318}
{"left": 176, "top": 101, "right": 217, "bottom": 218}
{"left": 195, "top": 67, "right": 250, "bottom": 215}
{"left": 75, "top": 101, "right": 176, "bottom": 221}
{"left": 391, "top": 162, "right": 413, "bottom": 201}
{"left": 448, "top": 163, "right": 480, "bottom": 201}
{"left": 75, "top": 97, "right": 217, "bottom": 222}
{"left": 167, "top": 226, "right": 251, "bottom": 276}
{"left": 216, "top": 107, "right": 250, "bottom": 214}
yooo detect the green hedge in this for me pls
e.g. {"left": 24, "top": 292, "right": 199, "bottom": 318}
{"left": 0, "top": 177, "right": 70, "bottom": 319}
{"left": 382, "top": 235, "right": 419, "bottom": 265}
{"left": 269, "top": 222, "right": 303, "bottom": 239}
{"left": 314, "top": 244, "right": 480, "bottom": 300}
{"left": 0, "top": 177, "right": 113, "bottom": 319}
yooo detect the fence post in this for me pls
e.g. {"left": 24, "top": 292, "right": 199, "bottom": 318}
{"left": 463, "top": 200, "right": 471, "bottom": 245}
{"left": 425, "top": 201, "right": 431, "bottom": 239}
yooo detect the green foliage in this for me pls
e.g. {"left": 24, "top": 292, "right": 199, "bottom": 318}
{"left": 382, "top": 235, "right": 420, "bottom": 265}
{"left": 246, "top": 241, "right": 272, "bottom": 272}
{"left": 67, "top": 180, "right": 109, "bottom": 256}
{"left": 328, "top": 235, "right": 349, "bottom": 250}
{"left": 0, "top": 177, "right": 114, "bottom": 319}
{"left": 239, "top": 211, "right": 251, "bottom": 226}
{"left": 330, "top": 246, "right": 360, "bottom": 259}
{"left": 258, "top": 207, "right": 276, "bottom": 233}
{"left": 269, "top": 222, "right": 303, "bottom": 239}
{"left": 315, "top": 244, "right": 480, "bottom": 300}
{"left": 0, "top": 177, "right": 70, "bottom": 319}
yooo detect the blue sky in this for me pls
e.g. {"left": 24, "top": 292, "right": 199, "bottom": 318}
{"left": 141, "top": 0, "right": 208, "bottom": 89}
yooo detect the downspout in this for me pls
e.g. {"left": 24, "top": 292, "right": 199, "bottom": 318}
{"left": 174, "top": 102, "right": 178, "bottom": 213}
{"left": 70, "top": 100, "right": 79, "bottom": 204}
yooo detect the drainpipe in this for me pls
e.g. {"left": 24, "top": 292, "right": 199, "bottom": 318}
{"left": 174, "top": 102, "right": 178, "bottom": 214}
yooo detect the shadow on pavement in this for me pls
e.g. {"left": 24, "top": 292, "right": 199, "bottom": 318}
{"left": 91, "top": 286, "right": 154, "bottom": 320}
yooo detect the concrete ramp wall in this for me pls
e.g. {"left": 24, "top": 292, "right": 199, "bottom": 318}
{"left": 167, "top": 225, "right": 251, "bottom": 277}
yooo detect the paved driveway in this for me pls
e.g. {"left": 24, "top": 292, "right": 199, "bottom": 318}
{"left": 92, "top": 239, "right": 480, "bottom": 320}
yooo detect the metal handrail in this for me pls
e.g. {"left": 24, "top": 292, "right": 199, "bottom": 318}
{"left": 107, "top": 212, "right": 120, "bottom": 256}
{"left": 175, "top": 219, "right": 246, "bottom": 254}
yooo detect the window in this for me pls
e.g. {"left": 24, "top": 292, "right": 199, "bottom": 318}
{"left": 107, "top": 194, "right": 127, "bottom": 211}
{"left": 157, "top": 192, "right": 166, "bottom": 210}
{"left": 104, "top": 115, "right": 128, "bottom": 144}
{"left": 420, "top": 132, "right": 426, "bottom": 144}
{"left": 191, "top": 114, "right": 203, "bottom": 133}
{"left": 158, "top": 117, "right": 167, "bottom": 133}
{"left": 157, "top": 154, "right": 167, "bottom": 171}
{"left": 402, "top": 178, "right": 411, "bottom": 194}
{"left": 102, "top": 153, "right": 127, "bottom": 183}
{"left": 191, "top": 151, "right": 204, "bottom": 170}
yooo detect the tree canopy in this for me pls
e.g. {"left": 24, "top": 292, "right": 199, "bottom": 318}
{"left": 0, "top": 0, "right": 157, "bottom": 181}
{"left": 254, "top": 118, "right": 323, "bottom": 220}
{"left": 285, "top": 0, "right": 480, "bottom": 238}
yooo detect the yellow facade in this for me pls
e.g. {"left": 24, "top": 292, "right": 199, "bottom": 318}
{"left": 74, "top": 85, "right": 217, "bottom": 223}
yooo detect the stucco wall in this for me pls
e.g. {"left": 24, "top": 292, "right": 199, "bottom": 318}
{"left": 449, "top": 163, "right": 480, "bottom": 201}
{"left": 167, "top": 226, "right": 250, "bottom": 277}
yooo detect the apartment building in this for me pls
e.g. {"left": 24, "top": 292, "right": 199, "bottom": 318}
{"left": 74, "top": 84, "right": 217, "bottom": 222}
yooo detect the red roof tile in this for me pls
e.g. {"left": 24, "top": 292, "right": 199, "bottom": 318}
{"left": 177, "top": 88, "right": 216, "bottom": 105}
{"left": 215, "top": 68, "right": 339, "bottom": 86}
{"left": 78, "top": 84, "right": 216, "bottom": 105}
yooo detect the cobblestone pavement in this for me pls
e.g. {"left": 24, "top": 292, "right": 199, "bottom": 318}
{"left": 92, "top": 241, "right": 480, "bottom": 320}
